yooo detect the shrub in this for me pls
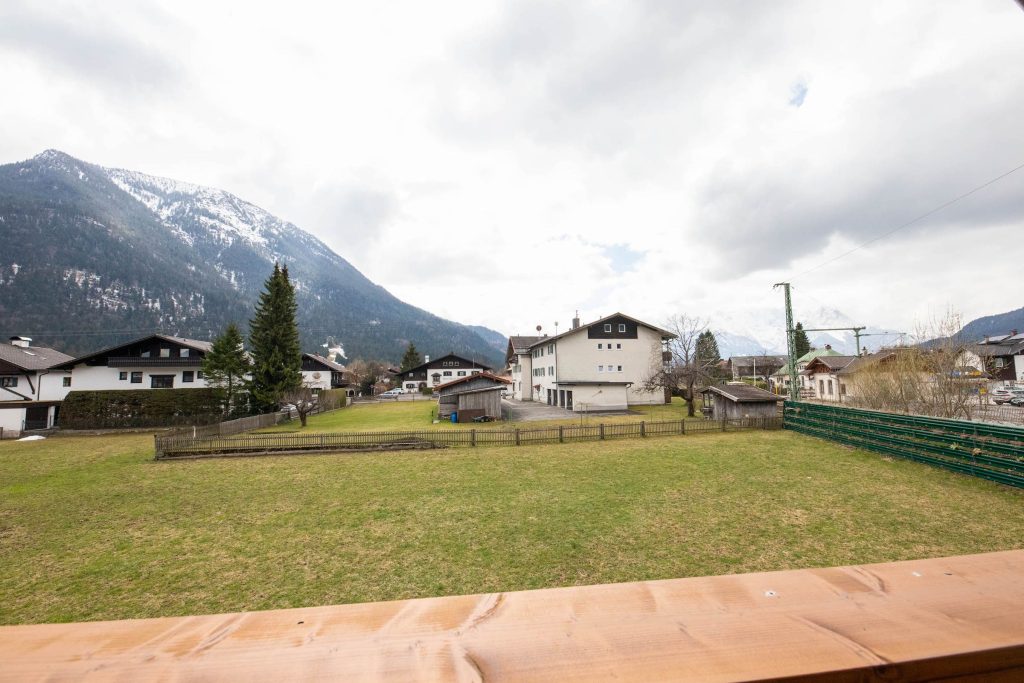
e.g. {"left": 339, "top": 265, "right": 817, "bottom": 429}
{"left": 60, "top": 389, "right": 224, "bottom": 429}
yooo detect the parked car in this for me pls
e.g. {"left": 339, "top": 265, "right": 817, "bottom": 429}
{"left": 379, "top": 388, "right": 403, "bottom": 399}
{"left": 992, "top": 388, "right": 1024, "bottom": 405}
{"left": 1010, "top": 396, "right": 1024, "bottom": 407}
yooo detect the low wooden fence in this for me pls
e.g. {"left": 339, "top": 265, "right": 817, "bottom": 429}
{"left": 154, "top": 416, "right": 782, "bottom": 459}
{"left": 784, "top": 401, "right": 1024, "bottom": 489}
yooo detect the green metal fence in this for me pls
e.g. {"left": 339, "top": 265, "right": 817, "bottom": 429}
{"left": 784, "top": 401, "right": 1024, "bottom": 489}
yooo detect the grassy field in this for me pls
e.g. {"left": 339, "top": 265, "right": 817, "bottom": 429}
{"left": 2, "top": 429, "right": 1022, "bottom": 625}
{"left": 263, "top": 397, "right": 704, "bottom": 433}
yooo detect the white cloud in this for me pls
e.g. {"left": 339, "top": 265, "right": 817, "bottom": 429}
{"left": 2, "top": 0, "right": 1023, "bottom": 341}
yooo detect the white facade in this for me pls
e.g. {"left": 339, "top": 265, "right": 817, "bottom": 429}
{"left": 398, "top": 355, "right": 489, "bottom": 391}
{"left": 507, "top": 314, "right": 671, "bottom": 412}
{"left": 64, "top": 364, "right": 211, "bottom": 392}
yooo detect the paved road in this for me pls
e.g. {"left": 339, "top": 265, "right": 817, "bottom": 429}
{"left": 502, "top": 399, "right": 633, "bottom": 422}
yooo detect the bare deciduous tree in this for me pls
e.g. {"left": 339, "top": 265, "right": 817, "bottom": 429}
{"left": 642, "top": 314, "right": 717, "bottom": 417}
{"left": 280, "top": 384, "right": 318, "bottom": 427}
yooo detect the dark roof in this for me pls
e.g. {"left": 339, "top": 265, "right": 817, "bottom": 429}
{"left": 433, "top": 372, "right": 510, "bottom": 392}
{"left": 700, "top": 384, "right": 784, "bottom": 403}
{"left": 508, "top": 336, "right": 543, "bottom": 353}
{"left": 302, "top": 353, "right": 345, "bottom": 373}
{"left": 398, "top": 353, "right": 492, "bottom": 376}
{"left": 525, "top": 312, "right": 676, "bottom": 349}
{"left": 54, "top": 334, "right": 213, "bottom": 369}
{"left": 802, "top": 355, "right": 856, "bottom": 374}
{"left": 0, "top": 343, "right": 74, "bottom": 371}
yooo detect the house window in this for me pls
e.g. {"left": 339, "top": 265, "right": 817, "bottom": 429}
{"left": 471, "top": 370, "right": 480, "bottom": 374}
{"left": 548, "top": 366, "right": 554, "bottom": 375}
{"left": 141, "top": 351, "right": 151, "bottom": 358}
{"left": 159, "top": 348, "right": 170, "bottom": 358}
{"left": 197, "top": 371, "right": 204, "bottom": 379}
{"left": 63, "top": 377, "right": 72, "bottom": 387}
{"left": 406, "top": 383, "right": 416, "bottom": 389}
{"left": 443, "top": 371, "right": 452, "bottom": 376}
{"left": 119, "top": 371, "right": 128, "bottom": 380}
{"left": 618, "top": 324, "right": 626, "bottom": 332}
{"left": 995, "top": 358, "right": 1006, "bottom": 368}
{"left": 151, "top": 375, "right": 174, "bottom": 389}
{"left": 840, "top": 383, "right": 846, "bottom": 396}
{"left": 131, "top": 372, "right": 143, "bottom": 384}
{"left": 457, "top": 371, "right": 466, "bottom": 377}
{"left": 548, "top": 344, "right": 554, "bottom": 354}
{"left": 180, "top": 349, "right": 190, "bottom": 358}
{"left": 182, "top": 371, "right": 194, "bottom": 383}
{"left": 604, "top": 324, "right": 612, "bottom": 332}
{"left": 617, "top": 365, "right": 623, "bottom": 372}
{"left": 819, "top": 379, "right": 824, "bottom": 394}
{"left": 827, "top": 380, "right": 833, "bottom": 396}
{"left": 598, "top": 344, "right": 603, "bottom": 349}
{"left": 616, "top": 343, "right": 621, "bottom": 349}
{"left": 0, "top": 376, "right": 18, "bottom": 388}
{"left": 598, "top": 365, "right": 604, "bottom": 372}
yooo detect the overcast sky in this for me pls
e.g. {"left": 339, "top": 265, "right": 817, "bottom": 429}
{"left": 2, "top": 0, "right": 1023, "bottom": 343}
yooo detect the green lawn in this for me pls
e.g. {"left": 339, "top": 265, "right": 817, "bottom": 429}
{"left": 264, "top": 397, "right": 704, "bottom": 433}
{"left": 2, "top": 429, "right": 1022, "bottom": 625}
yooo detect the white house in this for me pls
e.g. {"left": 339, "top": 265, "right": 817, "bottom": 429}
{"left": 301, "top": 353, "right": 351, "bottom": 395}
{"left": 506, "top": 313, "right": 675, "bottom": 412}
{"left": 53, "top": 334, "right": 214, "bottom": 391}
{"left": 395, "top": 353, "right": 492, "bottom": 391}
{"left": 0, "top": 336, "right": 75, "bottom": 436}
{"left": 801, "top": 354, "right": 857, "bottom": 402}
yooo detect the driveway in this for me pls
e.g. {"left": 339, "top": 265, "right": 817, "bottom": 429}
{"left": 502, "top": 399, "right": 633, "bottom": 422}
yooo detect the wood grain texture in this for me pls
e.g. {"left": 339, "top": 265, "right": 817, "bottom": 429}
{"left": 2, "top": 550, "right": 1023, "bottom": 682}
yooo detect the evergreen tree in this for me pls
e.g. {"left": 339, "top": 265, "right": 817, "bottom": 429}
{"left": 248, "top": 263, "right": 302, "bottom": 412}
{"left": 695, "top": 330, "right": 721, "bottom": 367}
{"left": 794, "top": 322, "right": 812, "bottom": 359}
{"left": 202, "top": 322, "right": 253, "bottom": 416}
{"left": 399, "top": 342, "right": 423, "bottom": 372}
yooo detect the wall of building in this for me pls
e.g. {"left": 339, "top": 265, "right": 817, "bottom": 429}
{"left": 0, "top": 406, "right": 25, "bottom": 437}
{"left": 67, "top": 365, "right": 211, "bottom": 392}
{"left": 567, "top": 384, "right": 629, "bottom": 411}
{"left": 554, "top": 326, "right": 665, "bottom": 406}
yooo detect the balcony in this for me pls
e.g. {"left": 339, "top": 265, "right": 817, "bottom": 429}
{"left": 107, "top": 357, "right": 203, "bottom": 368}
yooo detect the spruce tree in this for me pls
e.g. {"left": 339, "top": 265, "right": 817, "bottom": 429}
{"left": 794, "top": 322, "right": 812, "bottom": 359}
{"left": 202, "top": 322, "right": 253, "bottom": 416}
{"left": 399, "top": 342, "right": 423, "bottom": 372}
{"left": 695, "top": 330, "right": 721, "bottom": 367}
{"left": 249, "top": 263, "right": 303, "bottom": 412}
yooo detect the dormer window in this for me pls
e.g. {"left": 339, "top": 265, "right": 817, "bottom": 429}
{"left": 141, "top": 351, "right": 151, "bottom": 358}
{"left": 180, "top": 349, "right": 190, "bottom": 358}
{"left": 604, "top": 324, "right": 612, "bottom": 332}
{"left": 159, "top": 348, "right": 170, "bottom": 358}
{"left": 618, "top": 324, "right": 626, "bottom": 332}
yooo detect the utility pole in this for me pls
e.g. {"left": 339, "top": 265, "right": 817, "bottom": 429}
{"left": 773, "top": 282, "right": 800, "bottom": 402}
{"left": 802, "top": 326, "right": 867, "bottom": 355}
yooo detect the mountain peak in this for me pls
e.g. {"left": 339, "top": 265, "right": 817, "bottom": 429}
{"left": 33, "top": 149, "right": 76, "bottom": 163}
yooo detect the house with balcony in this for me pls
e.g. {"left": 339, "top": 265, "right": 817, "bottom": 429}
{"left": 506, "top": 312, "right": 675, "bottom": 412}
{"left": 52, "top": 334, "right": 213, "bottom": 391}
{"left": 301, "top": 353, "right": 352, "bottom": 395}
{"left": 0, "top": 336, "right": 75, "bottom": 436}
{"left": 395, "top": 353, "right": 492, "bottom": 392}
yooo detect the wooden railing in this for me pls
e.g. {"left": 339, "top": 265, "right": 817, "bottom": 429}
{"left": 2, "top": 550, "right": 1022, "bottom": 681}
{"left": 154, "top": 416, "right": 783, "bottom": 459}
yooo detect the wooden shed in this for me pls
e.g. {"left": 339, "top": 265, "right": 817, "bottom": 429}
{"left": 700, "top": 384, "right": 784, "bottom": 420}
{"left": 434, "top": 373, "right": 510, "bottom": 422}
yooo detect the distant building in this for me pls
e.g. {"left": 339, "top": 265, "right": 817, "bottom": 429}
{"left": 505, "top": 312, "right": 675, "bottom": 412}
{"left": 434, "top": 372, "right": 510, "bottom": 422}
{"left": 0, "top": 336, "right": 74, "bottom": 435}
{"left": 301, "top": 353, "right": 350, "bottom": 395}
{"left": 395, "top": 353, "right": 491, "bottom": 391}
{"left": 728, "top": 355, "right": 786, "bottom": 381}
{"left": 700, "top": 384, "right": 784, "bottom": 420}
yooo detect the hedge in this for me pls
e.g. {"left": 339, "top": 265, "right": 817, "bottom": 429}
{"left": 59, "top": 389, "right": 226, "bottom": 429}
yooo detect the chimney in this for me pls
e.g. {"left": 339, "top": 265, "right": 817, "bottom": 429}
{"left": 824, "top": 344, "right": 832, "bottom": 350}
{"left": 424, "top": 355, "right": 430, "bottom": 364}
{"left": 572, "top": 311, "right": 580, "bottom": 329}
{"left": 9, "top": 336, "right": 31, "bottom": 348}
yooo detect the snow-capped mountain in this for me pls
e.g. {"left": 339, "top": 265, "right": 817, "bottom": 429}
{"left": 0, "top": 150, "right": 505, "bottom": 364}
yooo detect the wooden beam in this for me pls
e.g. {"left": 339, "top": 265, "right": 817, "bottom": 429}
{"left": 3, "top": 550, "right": 1024, "bottom": 681}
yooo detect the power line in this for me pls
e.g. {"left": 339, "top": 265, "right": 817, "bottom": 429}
{"left": 789, "top": 159, "right": 1024, "bottom": 280}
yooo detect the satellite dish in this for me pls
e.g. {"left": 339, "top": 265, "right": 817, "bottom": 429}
{"left": 536, "top": 325, "right": 542, "bottom": 332}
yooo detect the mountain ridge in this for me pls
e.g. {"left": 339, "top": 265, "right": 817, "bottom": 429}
{"left": 0, "top": 150, "right": 505, "bottom": 366}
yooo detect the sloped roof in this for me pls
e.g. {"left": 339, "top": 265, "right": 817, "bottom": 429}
{"left": 802, "top": 355, "right": 857, "bottom": 374}
{"left": 303, "top": 353, "right": 345, "bottom": 373}
{"left": 0, "top": 343, "right": 75, "bottom": 371}
{"left": 54, "top": 333, "right": 214, "bottom": 369}
{"left": 398, "top": 353, "right": 492, "bottom": 376}
{"left": 797, "top": 347, "right": 843, "bottom": 364}
{"left": 433, "top": 372, "right": 510, "bottom": 393}
{"left": 509, "top": 336, "right": 543, "bottom": 353}
{"left": 700, "top": 384, "right": 784, "bottom": 403}
{"left": 525, "top": 312, "right": 677, "bottom": 350}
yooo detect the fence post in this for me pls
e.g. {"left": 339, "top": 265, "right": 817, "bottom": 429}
{"left": 680, "top": 420, "right": 686, "bottom": 435}
{"left": 515, "top": 428, "right": 520, "bottom": 446}
{"left": 721, "top": 419, "right": 727, "bottom": 432}
{"left": 471, "top": 429, "right": 476, "bottom": 447}
{"left": 640, "top": 421, "right": 646, "bottom": 437}
{"left": 600, "top": 423, "right": 605, "bottom": 440}
{"left": 558, "top": 425, "right": 564, "bottom": 443}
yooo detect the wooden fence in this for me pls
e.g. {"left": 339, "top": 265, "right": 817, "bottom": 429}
{"left": 154, "top": 416, "right": 782, "bottom": 459}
